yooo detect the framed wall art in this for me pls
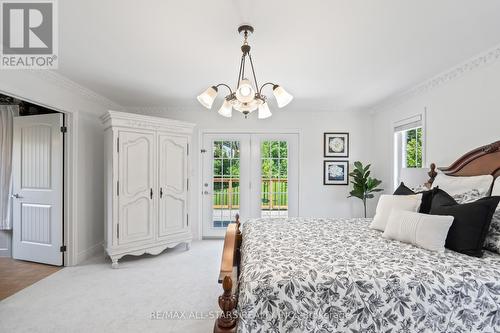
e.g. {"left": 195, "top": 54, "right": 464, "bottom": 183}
{"left": 324, "top": 132, "right": 349, "bottom": 158}
{"left": 323, "top": 160, "right": 349, "bottom": 185}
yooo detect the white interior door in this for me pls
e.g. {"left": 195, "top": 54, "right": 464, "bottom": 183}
{"left": 117, "top": 129, "right": 155, "bottom": 245}
{"left": 157, "top": 133, "right": 188, "bottom": 239}
{"left": 12, "top": 114, "right": 63, "bottom": 265}
{"left": 202, "top": 132, "right": 299, "bottom": 238}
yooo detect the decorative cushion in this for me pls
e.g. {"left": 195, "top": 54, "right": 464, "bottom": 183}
{"left": 393, "top": 182, "right": 414, "bottom": 195}
{"left": 383, "top": 210, "right": 453, "bottom": 252}
{"left": 432, "top": 173, "right": 493, "bottom": 197}
{"left": 485, "top": 177, "right": 500, "bottom": 253}
{"left": 430, "top": 190, "right": 500, "bottom": 257}
{"left": 369, "top": 194, "right": 422, "bottom": 231}
{"left": 492, "top": 177, "right": 500, "bottom": 196}
{"left": 451, "top": 189, "right": 483, "bottom": 204}
{"left": 393, "top": 182, "right": 436, "bottom": 214}
{"left": 485, "top": 209, "right": 500, "bottom": 253}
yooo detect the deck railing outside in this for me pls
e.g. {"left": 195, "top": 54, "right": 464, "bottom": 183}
{"left": 213, "top": 177, "right": 288, "bottom": 210}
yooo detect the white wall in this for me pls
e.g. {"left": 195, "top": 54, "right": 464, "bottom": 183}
{"left": 132, "top": 107, "right": 373, "bottom": 239}
{"left": 371, "top": 56, "right": 500, "bottom": 199}
{"left": 0, "top": 71, "right": 120, "bottom": 264}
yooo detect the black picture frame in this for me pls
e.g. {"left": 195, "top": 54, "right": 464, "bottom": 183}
{"left": 323, "top": 160, "right": 349, "bottom": 185}
{"left": 324, "top": 132, "right": 349, "bottom": 158}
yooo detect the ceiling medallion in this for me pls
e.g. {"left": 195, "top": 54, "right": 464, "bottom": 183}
{"left": 197, "top": 25, "right": 293, "bottom": 119}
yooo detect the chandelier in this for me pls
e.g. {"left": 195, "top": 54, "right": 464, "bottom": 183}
{"left": 197, "top": 25, "right": 293, "bottom": 119}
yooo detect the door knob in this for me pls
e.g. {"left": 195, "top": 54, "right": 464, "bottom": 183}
{"left": 203, "top": 191, "right": 210, "bottom": 195}
{"left": 11, "top": 194, "right": 23, "bottom": 199}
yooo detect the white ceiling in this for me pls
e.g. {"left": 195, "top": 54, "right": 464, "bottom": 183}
{"left": 57, "top": 0, "right": 500, "bottom": 111}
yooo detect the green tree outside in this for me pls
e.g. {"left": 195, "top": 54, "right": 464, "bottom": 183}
{"left": 405, "top": 127, "right": 422, "bottom": 168}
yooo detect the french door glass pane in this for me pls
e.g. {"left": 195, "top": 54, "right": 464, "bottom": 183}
{"left": 261, "top": 140, "right": 288, "bottom": 218}
{"left": 212, "top": 140, "right": 240, "bottom": 228}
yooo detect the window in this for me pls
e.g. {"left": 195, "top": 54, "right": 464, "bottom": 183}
{"left": 394, "top": 114, "right": 424, "bottom": 189}
{"left": 402, "top": 127, "right": 423, "bottom": 168}
{"left": 212, "top": 140, "right": 240, "bottom": 228}
{"left": 261, "top": 140, "right": 288, "bottom": 218}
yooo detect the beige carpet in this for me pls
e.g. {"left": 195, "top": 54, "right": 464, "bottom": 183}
{"left": 0, "top": 240, "right": 223, "bottom": 333}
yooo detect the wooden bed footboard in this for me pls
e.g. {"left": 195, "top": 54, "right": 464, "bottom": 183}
{"left": 214, "top": 214, "right": 242, "bottom": 333}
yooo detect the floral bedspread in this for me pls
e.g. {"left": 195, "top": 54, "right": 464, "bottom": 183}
{"left": 237, "top": 218, "right": 500, "bottom": 333}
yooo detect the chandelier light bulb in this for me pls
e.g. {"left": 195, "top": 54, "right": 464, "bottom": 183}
{"left": 218, "top": 99, "right": 233, "bottom": 118}
{"left": 258, "top": 102, "right": 272, "bottom": 119}
{"left": 272, "top": 85, "right": 293, "bottom": 108}
{"left": 197, "top": 86, "right": 218, "bottom": 109}
{"left": 236, "top": 79, "right": 255, "bottom": 103}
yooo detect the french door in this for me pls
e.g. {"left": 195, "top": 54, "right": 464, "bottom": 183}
{"left": 202, "top": 132, "right": 298, "bottom": 238}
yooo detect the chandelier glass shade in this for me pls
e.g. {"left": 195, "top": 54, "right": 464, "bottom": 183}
{"left": 197, "top": 25, "right": 293, "bottom": 119}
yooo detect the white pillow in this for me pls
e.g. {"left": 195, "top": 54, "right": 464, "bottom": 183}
{"left": 492, "top": 177, "right": 500, "bottom": 196}
{"left": 432, "top": 173, "right": 493, "bottom": 197}
{"left": 382, "top": 210, "right": 454, "bottom": 252}
{"left": 369, "top": 194, "right": 422, "bottom": 231}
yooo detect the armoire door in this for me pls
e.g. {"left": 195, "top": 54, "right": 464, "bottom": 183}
{"left": 157, "top": 134, "right": 188, "bottom": 238}
{"left": 118, "top": 130, "right": 155, "bottom": 245}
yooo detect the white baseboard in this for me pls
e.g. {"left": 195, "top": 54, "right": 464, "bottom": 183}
{"left": 76, "top": 242, "right": 104, "bottom": 264}
{"left": 0, "top": 230, "right": 12, "bottom": 257}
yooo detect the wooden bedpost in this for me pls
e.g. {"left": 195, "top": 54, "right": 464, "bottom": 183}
{"left": 214, "top": 214, "right": 242, "bottom": 332}
{"left": 214, "top": 275, "right": 238, "bottom": 332}
{"left": 426, "top": 163, "right": 437, "bottom": 188}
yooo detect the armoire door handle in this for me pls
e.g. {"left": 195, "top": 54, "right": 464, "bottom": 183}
{"left": 150, "top": 188, "right": 153, "bottom": 199}
{"left": 160, "top": 187, "right": 163, "bottom": 198}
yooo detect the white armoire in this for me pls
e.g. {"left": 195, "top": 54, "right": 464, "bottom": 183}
{"left": 102, "top": 111, "right": 194, "bottom": 268}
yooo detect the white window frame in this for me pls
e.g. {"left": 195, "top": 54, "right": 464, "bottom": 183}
{"left": 393, "top": 111, "right": 426, "bottom": 190}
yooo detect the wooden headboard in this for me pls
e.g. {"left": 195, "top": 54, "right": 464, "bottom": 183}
{"left": 428, "top": 140, "right": 500, "bottom": 186}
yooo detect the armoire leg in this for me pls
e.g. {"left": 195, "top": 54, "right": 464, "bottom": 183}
{"left": 111, "top": 258, "right": 119, "bottom": 269}
{"left": 185, "top": 242, "right": 191, "bottom": 251}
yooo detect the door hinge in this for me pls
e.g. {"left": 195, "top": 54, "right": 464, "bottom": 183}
{"left": 187, "top": 214, "right": 189, "bottom": 226}
{"left": 187, "top": 143, "right": 189, "bottom": 156}
{"left": 201, "top": 149, "right": 207, "bottom": 153}
{"left": 60, "top": 245, "right": 67, "bottom": 252}
{"left": 117, "top": 137, "right": 120, "bottom": 153}
{"left": 117, "top": 181, "right": 119, "bottom": 196}
{"left": 186, "top": 179, "right": 189, "bottom": 191}
{"left": 60, "top": 126, "right": 67, "bottom": 133}
{"left": 117, "top": 224, "right": 119, "bottom": 239}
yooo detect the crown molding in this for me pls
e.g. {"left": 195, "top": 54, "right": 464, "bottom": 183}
{"left": 370, "top": 44, "right": 500, "bottom": 114}
{"left": 29, "top": 70, "right": 124, "bottom": 110}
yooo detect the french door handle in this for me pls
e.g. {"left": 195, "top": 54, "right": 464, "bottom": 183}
{"left": 203, "top": 191, "right": 210, "bottom": 195}
{"left": 160, "top": 187, "right": 163, "bottom": 198}
{"left": 150, "top": 188, "right": 153, "bottom": 199}
{"left": 11, "top": 193, "right": 23, "bottom": 199}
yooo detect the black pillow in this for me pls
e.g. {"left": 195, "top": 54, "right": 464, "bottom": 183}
{"left": 430, "top": 190, "right": 500, "bottom": 257}
{"left": 393, "top": 182, "right": 436, "bottom": 214}
{"left": 393, "top": 182, "right": 415, "bottom": 195}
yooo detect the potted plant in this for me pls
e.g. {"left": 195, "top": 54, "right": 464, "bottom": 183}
{"left": 348, "top": 161, "right": 383, "bottom": 218}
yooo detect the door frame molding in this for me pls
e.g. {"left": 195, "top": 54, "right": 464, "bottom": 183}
{"left": 0, "top": 88, "right": 78, "bottom": 266}
{"left": 198, "top": 129, "right": 302, "bottom": 239}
